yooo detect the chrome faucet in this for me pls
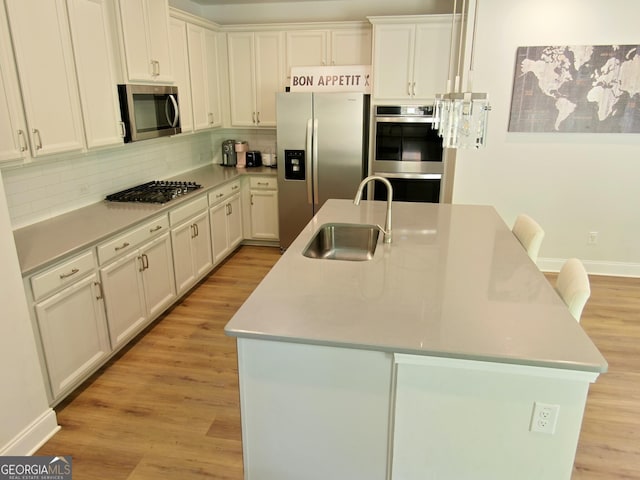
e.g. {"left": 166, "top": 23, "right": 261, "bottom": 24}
{"left": 354, "top": 175, "right": 393, "bottom": 244}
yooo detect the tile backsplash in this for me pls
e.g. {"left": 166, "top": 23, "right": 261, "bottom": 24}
{"left": 2, "top": 132, "right": 215, "bottom": 229}
{"left": 2, "top": 129, "right": 277, "bottom": 229}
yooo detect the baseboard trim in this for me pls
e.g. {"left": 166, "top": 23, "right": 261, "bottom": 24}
{"left": 0, "top": 409, "right": 60, "bottom": 456}
{"left": 538, "top": 258, "right": 640, "bottom": 278}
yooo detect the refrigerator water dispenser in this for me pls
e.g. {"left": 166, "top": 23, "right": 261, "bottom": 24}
{"left": 284, "top": 150, "right": 306, "bottom": 180}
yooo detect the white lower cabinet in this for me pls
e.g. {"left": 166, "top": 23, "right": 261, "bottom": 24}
{"left": 247, "top": 176, "right": 279, "bottom": 241}
{"left": 210, "top": 192, "right": 242, "bottom": 264}
{"left": 34, "top": 272, "right": 110, "bottom": 401}
{"left": 171, "top": 209, "right": 213, "bottom": 295}
{"left": 100, "top": 232, "right": 176, "bottom": 349}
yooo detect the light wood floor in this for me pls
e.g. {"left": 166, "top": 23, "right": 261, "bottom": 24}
{"left": 37, "top": 246, "right": 640, "bottom": 479}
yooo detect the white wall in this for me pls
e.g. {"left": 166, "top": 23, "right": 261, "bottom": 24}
{"left": 454, "top": 0, "right": 640, "bottom": 276}
{"left": 0, "top": 169, "right": 59, "bottom": 455}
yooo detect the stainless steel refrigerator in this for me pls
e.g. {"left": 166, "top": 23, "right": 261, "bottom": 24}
{"left": 276, "top": 92, "right": 370, "bottom": 249}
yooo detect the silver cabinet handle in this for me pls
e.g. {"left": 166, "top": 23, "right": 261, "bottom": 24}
{"left": 149, "top": 225, "right": 162, "bottom": 233}
{"left": 256, "top": 111, "right": 260, "bottom": 124}
{"left": 59, "top": 268, "right": 79, "bottom": 279}
{"left": 231, "top": 184, "right": 239, "bottom": 191}
{"left": 191, "top": 223, "right": 199, "bottom": 238}
{"left": 138, "top": 253, "right": 149, "bottom": 272}
{"left": 94, "top": 281, "right": 104, "bottom": 300}
{"left": 32, "top": 129, "right": 42, "bottom": 150}
{"left": 257, "top": 182, "right": 269, "bottom": 186}
{"left": 194, "top": 223, "right": 199, "bottom": 237}
{"left": 208, "top": 112, "right": 214, "bottom": 125}
{"left": 252, "top": 112, "right": 256, "bottom": 124}
{"left": 407, "top": 82, "right": 412, "bottom": 96}
{"left": 151, "top": 60, "right": 160, "bottom": 76}
{"left": 119, "top": 121, "right": 126, "bottom": 138}
{"left": 216, "top": 192, "right": 224, "bottom": 198}
{"left": 114, "top": 242, "right": 130, "bottom": 251}
{"left": 250, "top": 194, "right": 254, "bottom": 206}
{"left": 17, "top": 130, "right": 27, "bottom": 152}
{"left": 412, "top": 82, "right": 416, "bottom": 97}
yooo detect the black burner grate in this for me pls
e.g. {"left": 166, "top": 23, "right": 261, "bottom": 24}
{"left": 106, "top": 181, "right": 202, "bottom": 204}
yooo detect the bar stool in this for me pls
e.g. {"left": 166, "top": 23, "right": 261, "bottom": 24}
{"left": 512, "top": 213, "right": 545, "bottom": 263}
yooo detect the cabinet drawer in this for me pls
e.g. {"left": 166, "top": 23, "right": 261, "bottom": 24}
{"left": 208, "top": 180, "right": 241, "bottom": 206}
{"left": 249, "top": 176, "right": 277, "bottom": 189}
{"left": 97, "top": 215, "right": 169, "bottom": 265}
{"left": 169, "top": 195, "right": 208, "bottom": 226}
{"left": 31, "top": 250, "right": 96, "bottom": 301}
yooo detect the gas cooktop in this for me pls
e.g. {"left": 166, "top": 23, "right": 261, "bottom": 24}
{"left": 106, "top": 180, "right": 202, "bottom": 204}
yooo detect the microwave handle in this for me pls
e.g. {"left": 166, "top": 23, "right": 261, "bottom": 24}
{"left": 165, "top": 94, "right": 179, "bottom": 128}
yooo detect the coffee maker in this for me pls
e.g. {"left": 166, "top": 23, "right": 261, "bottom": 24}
{"left": 222, "top": 139, "right": 237, "bottom": 166}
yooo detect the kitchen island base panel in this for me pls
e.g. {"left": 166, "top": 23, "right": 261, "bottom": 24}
{"left": 391, "top": 355, "right": 597, "bottom": 480}
{"left": 237, "top": 338, "right": 392, "bottom": 480}
{"left": 236, "top": 338, "right": 599, "bottom": 480}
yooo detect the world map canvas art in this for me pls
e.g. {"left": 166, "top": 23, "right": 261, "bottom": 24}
{"left": 508, "top": 44, "right": 640, "bottom": 133}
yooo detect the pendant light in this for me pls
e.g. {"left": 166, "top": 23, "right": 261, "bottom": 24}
{"left": 434, "top": 0, "right": 491, "bottom": 149}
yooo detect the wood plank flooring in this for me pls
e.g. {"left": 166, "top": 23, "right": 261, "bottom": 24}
{"left": 37, "top": 246, "right": 640, "bottom": 479}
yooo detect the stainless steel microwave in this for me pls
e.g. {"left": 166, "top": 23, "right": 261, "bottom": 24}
{"left": 118, "top": 84, "right": 180, "bottom": 143}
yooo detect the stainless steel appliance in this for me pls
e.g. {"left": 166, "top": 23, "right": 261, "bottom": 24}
{"left": 276, "top": 92, "right": 370, "bottom": 249}
{"left": 372, "top": 105, "right": 443, "bottom": 203}
{"left": 222, "top": 139, "right": 237, "bottom": 166}
{"left": 246, "top": 151, "right": 262, "bottom": 167}
{"left": 117, "top": 84, "right": 180, "bottom": 143}
{"left": 106, "top": 181, "right": 201, "bottom": 204}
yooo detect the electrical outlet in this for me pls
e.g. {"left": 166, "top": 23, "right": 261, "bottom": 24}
{"left": 588, "top": 231, "right": 599, "bottom": 245}
{"left": 530, "top": 402, "right": 560, "bottom": 434}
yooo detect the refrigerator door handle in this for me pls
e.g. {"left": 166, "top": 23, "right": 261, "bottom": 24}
{"left": 306, "top": 118, "right": 313, "bottom": 204}
{"left": 313, "top": 119, "right": 319, "bottom": 205}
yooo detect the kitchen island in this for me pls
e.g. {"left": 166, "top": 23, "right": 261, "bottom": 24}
{"left": 225, "top": 199, "right": 607, "bottom": 480}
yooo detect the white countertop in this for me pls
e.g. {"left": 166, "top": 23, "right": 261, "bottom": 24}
{"left": 225, "top": 199, "right": 607, "bottom": 373}
{"left": 14, "top": 164, "right": 275, "bottom": 275}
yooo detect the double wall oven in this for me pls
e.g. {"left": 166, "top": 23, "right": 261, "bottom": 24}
{"left": 371, "top": 104, "right": 443, "bottom": 203}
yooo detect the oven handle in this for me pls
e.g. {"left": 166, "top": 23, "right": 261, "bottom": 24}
{"left": 374, "top": 172, "right": 442, "bottom": 180}
{"left": 374, "top": 116, "right": 435, "bottom": 123}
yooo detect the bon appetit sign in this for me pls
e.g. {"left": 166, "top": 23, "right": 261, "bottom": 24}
{"left": 290, "top": 65, "right": 371, "bottom": 93}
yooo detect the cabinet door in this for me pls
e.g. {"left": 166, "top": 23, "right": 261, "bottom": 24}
{"left": 5, "top": 0, "right": 84, "bottom": 157}
{"left": 255, "top": 31, "right": 284, "bottom": 127}
{"left": 204, "top": 29, "right": 223, "bottom": 128}
{"left": 227, "top": 193, "right": 244, "bottom": 249}
{"left": 146, "top": 0, "right": 173, "bottom": 82}
{"left": 169, "top": 17, "right": 193, "bottom": 133}
{"left": 372, "top": 23, "right": 414, "bottom": 100}
{"left": 140, "top": 232, "right": 176, "bottom": 318}
{"left": 250, "top": 189, "right": 279, "bottom": 240}
{"left": 413, "top": 19, "right": 458, "bottom": 101}
{"left": 186, "top": 24, "right": 209, "bottom": 130}
{"left": 286, "top": 30, "right": 328, "bottom": 78}
{"left": 189, "top": 210, "right": 213, "bottom": 280}
{"left": 117, "top": 0, "right": 151, "bottom": 81}
{"left": 100, "top": 250, "right": 147, "bottom": 349}
{"left": 118, "top": 0, "right": 172, "bottom": 82}
{"left": 330, "top": 28, "right": 372, "bottom": 66}
{"left": 171, "top": 219, "right": 196, "bottom": 295}
{"left": 0, "top": 4, "right": 28, "bottom": 162}
{"left": 35, "top": 273, "right": 110, "bottom": 399}
{"left": 67, "top": 0, "right": 124, "bottom": 149}
{"left": 210, "top": 200, "right": 230, "bottom": 265}
{"left": 228, "top": 32, "right": 257, "bottom": 127}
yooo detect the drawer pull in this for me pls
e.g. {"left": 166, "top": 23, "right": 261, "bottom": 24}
{"left": 257, "top": 182, "right": 269, "bottom": 186}
{"left": 94, "top": 281, "right": 104, "bottom": 300}
{"left": 114, "top": 242, "right": 130, "bottom": 251}
{"left": 149, "top": 225, "right": 162, "bottom": 233}
{"left": 216, "top": 193, "right": 224, "bottom": 198}
{"left": 232, "top": 184, "right": 239, "bottom": 190}
{"left": 59, "top": 268, "right": 79, "bottom": 279}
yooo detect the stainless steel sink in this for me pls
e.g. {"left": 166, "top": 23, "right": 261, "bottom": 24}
{"left": 302, "top": 223, "right": 380, "bottom": 261}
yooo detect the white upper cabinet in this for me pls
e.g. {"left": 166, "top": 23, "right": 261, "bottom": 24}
{"left": 4, "top": 0, "right": 85, "bottom": 158}
{"left": 370, "top": 15, "right": 459, "bottom": 101}
{"left": 67, "top": 0, "right": 124, "bottom": 149}
{"left": 168, "top": 17, "right": 194, "bottom": 133}
{"left": 117, "top": 0, "right": 173, "bottom": 83}
{"left": 0, "top": 3, "right": 29, "bottom": 163}
{"left": 285, "top": 24, "right": 372, "bottom": 86}
{"left": 228, "top": 31, "right": 284, "bottom": 127}
{"left": 187, "top": 25, "right": 222, "bottom": 130}
{"left": 330, "top": 27, "right": 372, "bottom": 66}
